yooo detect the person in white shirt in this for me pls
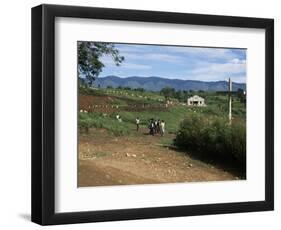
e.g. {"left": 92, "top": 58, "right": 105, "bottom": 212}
{"left": 136, "top": 117, "right": 140, "bottom": 131}
{"left": 160, "top": 120, "right": 165, "bottom": 136}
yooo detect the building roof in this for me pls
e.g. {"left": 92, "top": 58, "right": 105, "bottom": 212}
{"left": 188, "top": 95, "right": 204, "bottom": 101}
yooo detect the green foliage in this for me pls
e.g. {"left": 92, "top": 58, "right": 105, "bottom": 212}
{"left": 160, "top": 87, "right": 175, "bottom": 100}
{"left": 123, "top": 86, "right": 132, "bottom": 90}
{"left": 174, "top": 114, "right": 246, "bottom": 166}
{"left": 79, "top": 86, "right": 101, "bottom": 95}
{"left": 80, "top": 105, "right": 188, "bottom": 136}
{"left": 79, "top": 87, "right": 246, "bottom": 135}
{"left": 79, "top": 112, "right": 131, "bottom": 136}
{"left": 117, "top": 105, "right": 189, "bottom": 133}
{"left": 78, "top": 41, "right": 124, "bottom": 85}
{"left": 135, "top": 87, "right": 145, "bottom": 92}
{"left": 237, "top": 88, "right": 246, "bottom": 103}
{"left": 103, "top": 88, "right": 165, "bottom": 104}
{"left": 78, "top": 87, "right": 246, "bottom": 171}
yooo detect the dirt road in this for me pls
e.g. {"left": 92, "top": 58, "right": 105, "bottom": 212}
{"left": 78, "top": 128, "right": 238, "bottom": 187}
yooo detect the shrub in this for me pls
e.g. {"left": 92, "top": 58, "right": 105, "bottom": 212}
{"left": 174, "top": 114, "right": 246, "bottom": 167}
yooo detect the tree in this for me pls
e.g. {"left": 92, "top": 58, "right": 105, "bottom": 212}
{"left": 174, "top": 90, "right": 185, "bottom": 102}
{"left": 78, "top": 42, "right": 124, "bottom": 86}
{"left": 135, "top": 87, "right": 145, "bottom": 92}
{"left": 160, "top": 87, "right": 175, "bottom": 101}
{"left": 237, "top": 88, "right": 246, "bottom": 104}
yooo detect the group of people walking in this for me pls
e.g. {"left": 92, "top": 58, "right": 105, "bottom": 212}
{"left": 135, "top": 117, "right": 165, "bottom": 136}
{"left": 149, "top": 118, "right": 165, "bottom": 136}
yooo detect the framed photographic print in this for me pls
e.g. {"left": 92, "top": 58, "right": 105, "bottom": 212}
{"left": 31, "top": 4, "right": 274, "bottom": 225}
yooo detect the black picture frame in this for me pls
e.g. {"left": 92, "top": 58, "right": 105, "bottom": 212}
{"left": 31, "top": 4, "right": 274, "bottom": 225}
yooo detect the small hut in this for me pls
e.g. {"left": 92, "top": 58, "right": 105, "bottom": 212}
{"left": 187, "top": 95, "right": 206, "bottom": 106}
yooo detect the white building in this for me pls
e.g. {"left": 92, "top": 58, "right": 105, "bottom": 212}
{"left": 187, "top": 95, "right": 206, "bottom": 106}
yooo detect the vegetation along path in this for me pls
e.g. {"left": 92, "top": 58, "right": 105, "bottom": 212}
{"left": 78, "top": 127, "right": 238, "bottom": 187}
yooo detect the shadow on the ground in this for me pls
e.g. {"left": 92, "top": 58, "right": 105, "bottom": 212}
{"left": 167, "top": 145, "right": 246, "bottom": 179}
{"left": 142, "top": 132, "right": 151, "bottom": 136}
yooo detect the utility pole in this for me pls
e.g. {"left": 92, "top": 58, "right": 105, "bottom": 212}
{"left": 228, "top": 77, "right": 232, "bottom": 125}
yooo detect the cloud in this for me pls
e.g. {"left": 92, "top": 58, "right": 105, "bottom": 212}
{"left": 116, "top": 44, "right": 184, "bottom": 63}
{"left": 165, "top": 46, "right": 246, "bottom": 62}
{"left": 101, "top": 56, "right": 151, "bottom": 70}
{"left": 185, "top": 58, "right": 246, "bottom": 82}
{"left": 114, "top": 44, "right": 146, "bottom": 54}
{"left": 99, "top": 43, "right": 246, "bottom": 82}
{"left": 191, "top": 59, "right": 246, "bottom": 74}
{"left": 229, "top": 58, "right": 246, "bottom": 64}
{"left": 120, "top": 52, "right": 182, "bottom": 63}
{"left": 144, "top": 53, "right": 182, "bottom": 63}
{"left": 121, "top": 62, "right": 151, "bottom": 70}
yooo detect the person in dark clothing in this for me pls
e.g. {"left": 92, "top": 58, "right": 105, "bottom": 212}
{"left": 149, "top": 118, "right": 155, "bottom": 135}
{"left": 156, "top": 119, "right": 161, "bottom": 134}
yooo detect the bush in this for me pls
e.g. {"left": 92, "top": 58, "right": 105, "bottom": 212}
{"left": 174, "top": 114, "right": 246, "bottom": 167}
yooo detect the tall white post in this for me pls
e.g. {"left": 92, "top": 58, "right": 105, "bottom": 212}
{"left": 228, "top": 78, "right": 232, "bottom": 125}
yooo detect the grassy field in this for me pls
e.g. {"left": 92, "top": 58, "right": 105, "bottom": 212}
{"left": 79, "top": 86, "right": 246, "bottom": 135}
{"left": 78, "top": 86, "right": 246, "bottom": 180}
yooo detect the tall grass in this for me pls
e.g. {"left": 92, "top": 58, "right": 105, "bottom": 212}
{"left": 79, "top": 112, "right": 131, "bottom": 136}
{"left": 174, "top": 114, "right": 246, "bottom": 168}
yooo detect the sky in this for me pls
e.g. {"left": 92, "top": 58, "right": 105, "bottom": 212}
{"left": 99, "top": 43, "right": 246, "bottom": 83}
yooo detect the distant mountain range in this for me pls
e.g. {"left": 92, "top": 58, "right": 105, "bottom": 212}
{"left": 93, "top": 75, "right": 246, "bottom": 92}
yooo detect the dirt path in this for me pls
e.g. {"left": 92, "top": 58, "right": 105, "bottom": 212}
{"left": 78, "top": 128, "right": 238, "bottom": 187}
